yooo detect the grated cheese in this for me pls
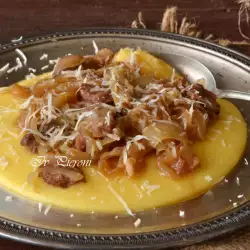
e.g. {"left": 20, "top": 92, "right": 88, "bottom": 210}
{"left": 0, "top": 63, "right": 10, "bottom": 76}
{"left": 75, "top": 65, "right": 82, "bottom": 80}
{"left": 0, "top": 156, "right": 8, "bottom": 169}
{"left": 5, "top": 195, "right": 12, "bottom": 202}
{"left": 133, "top": 184, "right": 143, "bottom": 199}
{"left": 15, "top": 48, "right": 27, "bottom": 65}
{"left": 41, "top": 65, "right": 49, "bottom": 71}
{"left": 179, "top": 210, "right": 185, "bottom": 217}
{"left": 134, "top": 218, "right": 141, "bottom": 228}
{"left": 77, "top": 223, "right": 81, "bottom": 227}
{"left": 96, "top": 140, "right": 103, "bottom": 151}
{"left": 204, "top": 175, "right": 213, "bottom": 182}
{"left": 11, "top": 36, "right": 23, "bottom": 43}
{"left": 114, "top": 215, "right": 119, "bottom": 219}
{"left": 70, "top": 213, "right": 74, "bottom": 218}
{"left": 244, "top": 158, "right": 248, "bottom": 165}
{"left": 25, "top": 73, "right": 36, "bottom": 80}
{"left": 236, "top": 177, "right": 240, "bottom": 186}
{"left": 40, "top": 53, "right": 48, "bottom": 60}
{"left": 233, "top": 202, "right": 238, "bottom": 207}
{"left": 170, "top": 68, "right": 175, "bottom": 83}
{"left": 19, "top": 95, "right": 34, "bottom": 109}
{"left": 49, "top": 59, "right": 59, "bottom": 65}
{"left": 92, "top": 40, "right": 99, "bottom": 54}
{"left": 141, "top": 180, "right": 160, "bottom": 196}
{"left": 44, "top": 204, "right": 52, "bottom": 215}
{"left": 38, "top": 202, "right": 43, "bottom": 212}
{"left": 105, "top": 111, "right": 112, "bottom": 126}
{"left": 123, "top": 149, "right": 128, "bottom": 164}
{"left": 74, "top": 111, "right": 94, "bottom": 130}
{"left": 237, "top": 194, "right": 244, "bottom": 199}
{"left": 28, "top": 67, "right": 36, "bottom": 73}
{"left": 108, "top": 183, "right": 134, "bottom": 217}
{"left": 16, "top": 57, "right": 22, "bottom": 68}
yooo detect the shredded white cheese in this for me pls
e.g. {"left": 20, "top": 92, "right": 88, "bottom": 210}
{"left": 141, "top": 180, "right": 160, "bottom": 196}
{"left": 41, "top": 65, "right": 49, "bottom": 71}
{"left": 179, "top": 210, "right": 185, "bottom": 217}
{"left": 236, "top": 177, "right": 240, "bottom": 186}
{"left": 25, "top": 73, "right": 36, "bottom": 80}
{"left": 233, "top": 202, "right": 238, "bottom": 207}
{"left": 108, "top": 183, "right": 134, "bottom": 217}
{"left": 77, "top": 223, "right": 81, "bottom": 227}
{"left": 40, "top": 53, "right": 48, "bottom": 60}
{"left": 237, "top": 194, "right": 244, "bottom": 199}
{"left": 204, "top": 175, "right": 213, "bottom": 182}
{"left": 0, "top": 63, "right": 10, "bottom": 76}
{"left": 171, "top": 68, "right": 175, "bottom": 83}
{"left": 96, "top": 140, "right": 103, "bottom": 151}
{"left": 19, "top": 95, "right": 34, "bottom": 109}
{"left": 5, "top": 195, "right": 12, "bottom": 202}
{"left": 70, "top": 213, "right": 74, "bottom": 218}
{"left": 44, "top": 204, "right": 52, "bottom": 215}
{"left": 75, "top": 65, "right": 82, "bottom": 80}
{"left": 38, "top": 202, "right": 43, "bottom": 213}
{"left": 92, "top": 40, "right": 99, "bottom": 54}
{"left": 244, "top": 158, "right": 248, "bottom": 165}
{"left": 105, "top": 111, "right": 112, "bottom": 126}
{"left": 15, "top": 48, "right": 27, "bottom": 65}
{"left": 28, "top": 67, "right": 36, "bottom": 73}
{"left": 49, "top": 59, "right": 59, "bottom": 65}
{"left": 134, "top": 218, "right": 141, "bottom": 228}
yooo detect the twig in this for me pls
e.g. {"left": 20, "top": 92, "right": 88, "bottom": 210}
{"left": 131, "top": 12, "right": 146, "bottom": 29}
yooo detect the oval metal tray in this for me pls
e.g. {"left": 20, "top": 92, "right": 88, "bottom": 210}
{"left": 0, "top": 28, "right": 250, "bottom": 249}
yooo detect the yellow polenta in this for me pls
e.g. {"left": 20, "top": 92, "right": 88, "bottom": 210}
{"left": 0, "top": 87, "right": 246, "bottom": 213}
{"left": 0, "top": 49, "right": 246, "bottom": 214}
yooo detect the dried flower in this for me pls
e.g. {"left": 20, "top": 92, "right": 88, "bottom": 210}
{"left": 131, "top": 12, "right": 146, "bottom": 29}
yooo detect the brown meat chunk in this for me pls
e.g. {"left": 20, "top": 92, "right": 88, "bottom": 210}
{"left": 74, "top": 135, "right": 86, "bottom": 151}
{"left": 39, "top": 160, "right": 85, "bottom": 188}
{"left": 77, "top": 84, "right": 113, "bottom": 104}
{"left": 20, "top": 133, "right": 39, "bottom": 154}
{"left": 182, "top": 84, "right": 220, "bottom": 118}
{"left": 79, "top": 106, "right": 116, "bottom": 138}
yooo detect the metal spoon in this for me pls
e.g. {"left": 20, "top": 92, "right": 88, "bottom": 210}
{"left": 166, "top": 53, "right": 250, "bottom": 101}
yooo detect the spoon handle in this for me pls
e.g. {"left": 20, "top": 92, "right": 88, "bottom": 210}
{"left": 217, "top": 89, "right": 250, "bottom": 101}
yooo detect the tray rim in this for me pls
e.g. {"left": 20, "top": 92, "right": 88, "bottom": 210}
{"left": 0, "top": 27, "right": 249, "bottom": 249}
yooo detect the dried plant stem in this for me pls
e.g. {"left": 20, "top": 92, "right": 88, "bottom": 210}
{"left": 237, "top": 0, "right": 250, "bottom": 40}
{"left": 131, "top": 12, "right": 146, "bottom": 29}
{"left": 131, "top": 6, "right": 250, "bottom": 47}
{"left": 161, "top": 7, "right": 202, "bottom": 38}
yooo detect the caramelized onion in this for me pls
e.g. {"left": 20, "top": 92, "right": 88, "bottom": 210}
{"left": 53, "top": 55, "right": 84, "bottom": 76}
{"left": 143, "top": 121, "right": 186, "bottom": 147}
{"left": 11, "top": 84, "right": 31, "bottom": 98}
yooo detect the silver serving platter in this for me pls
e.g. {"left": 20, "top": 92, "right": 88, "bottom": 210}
{"left": 0, "top": 28, "right": 250, "bottom": 249}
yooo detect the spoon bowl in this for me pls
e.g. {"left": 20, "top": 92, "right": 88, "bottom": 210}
{"left": 166, "top": 53, "right": 250, "bottom": 101}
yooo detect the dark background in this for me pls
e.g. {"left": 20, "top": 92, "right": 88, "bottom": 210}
{"left": 0, "top": 0, "right": 250, "bottom": 249}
